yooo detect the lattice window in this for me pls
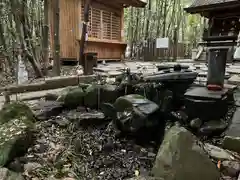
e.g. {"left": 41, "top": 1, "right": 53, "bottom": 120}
{"left": 102, "top": 10, "right": 111, "bottom": 39}
{"left": 91, "top": 8, "right": 101, "bottom": 38}
{"left": 111, "top": 13, "right": 121, "bottom": 40}
{"left": 81, "top": 3, "right": 121, "bottom": 41}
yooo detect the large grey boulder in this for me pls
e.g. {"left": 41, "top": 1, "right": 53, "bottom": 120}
{"left": 152, "top": 125, "right": 220, "bottom": 180}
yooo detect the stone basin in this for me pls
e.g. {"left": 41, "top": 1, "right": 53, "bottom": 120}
{"left": 143, "top": 69, "right": 198, "bottom": 109}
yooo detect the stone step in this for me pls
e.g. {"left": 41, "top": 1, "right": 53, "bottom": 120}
{"left": 228, "top": 75, "right": 240, "bottom": 85}
{"left": 223, "top": 107, "right": 240, "bottom": 153}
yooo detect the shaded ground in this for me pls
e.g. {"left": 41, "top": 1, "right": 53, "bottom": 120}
{"left": 17, "top": 108, "right": 156, "bottom": 180}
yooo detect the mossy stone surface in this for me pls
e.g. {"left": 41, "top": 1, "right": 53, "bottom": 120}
{"left": 84, "top": 84, "right": 118, "bottom": 109}
{"left": 0, "top": 102, "right": 35, "bottom": 167}
{"left": 0, "top": 101, "right": 35, "bottom": 125}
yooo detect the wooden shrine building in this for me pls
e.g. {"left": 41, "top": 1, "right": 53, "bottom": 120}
{"left": 49, "top": 0, "right": 146, "bottom": 62}
{"left": 184, "top": 0, "right": 240, "bottom": 62}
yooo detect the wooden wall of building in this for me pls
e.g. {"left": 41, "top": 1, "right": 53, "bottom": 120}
{"left": 85, "top": 41, "right": 126, "bottom": 59}
{"left": 49, "top": 0, "right": 126, "bottom": 61}
{"left": 49, "top": 0, "right": 79, "bottom": 59}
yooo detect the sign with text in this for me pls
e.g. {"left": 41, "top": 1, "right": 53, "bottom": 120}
{"left": 156, "top": 37, "right": 169, "bottom": 49}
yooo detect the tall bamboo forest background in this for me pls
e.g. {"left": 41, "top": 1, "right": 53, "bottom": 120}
{"left": 124, "top": 0, "right": 206, "bottom": 59}
{"left": 0, "top": 0, "right": 205, "bottom": 78}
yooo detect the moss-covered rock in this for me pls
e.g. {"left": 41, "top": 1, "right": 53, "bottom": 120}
{"left": 114, "top": 94, "right": 146, "bottom": 112}
{"left": 0, "top": 102, "right": 35, "bottom": 125}
{"left": 112, "top": 94, "right": 160, "bottom": 133}
{"left": 56, "top": 86, "right": 76, "bottom": 102}
{"left": 57, "top": 86, "right": 85, "bottom": 109}
{"left": 0, "top": 102, "right": 35, "bottom": 166}
{"left": 84, "top": 84, "right": 118, "bottom": 109}
{"left": 64, "top": 87, "right": 85, "bottom": 108}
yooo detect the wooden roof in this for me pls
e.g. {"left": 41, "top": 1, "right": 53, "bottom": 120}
{"left": 95, "top": 0, "right": 147, "bottom": 8}
{"left": 184, "top": 0, "right": 240, "bottom": 14}
{"left": 189, "top": 0, "right": 236, "bottom": 7}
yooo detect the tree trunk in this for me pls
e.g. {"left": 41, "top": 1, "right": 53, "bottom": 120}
{"left": 10, "top": 0, "right": 43, "bottom": 78}
{"left": 162, "top": 0, "right": 168, "bottom": 37}
{"left": 144, "top": 0, "right": 151, "bottom": 40}
{"left": 53, "top": 0, "right": 61, "bottom": 76}
{"left": 156, "top": 0, "right": 164, "bottom": 37}
{"left": 79, "top": 0, "right": 91, "bottom": 75}
{"left": 43, "top": 0, "right": 49, "bottom": 75}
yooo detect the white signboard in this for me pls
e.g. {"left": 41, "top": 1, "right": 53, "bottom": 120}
{"left": 156, "top": 37, "right": 169, "bottom": 49}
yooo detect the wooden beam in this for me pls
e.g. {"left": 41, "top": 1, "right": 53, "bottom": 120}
{"left": 93, "top": 0, "right": 122, "bottom": 11}
{"left": 184, "top": 1, "right": 240, "bottom": 14}
{"left": 0, "top": 75, "right": 96, "bottom": 95}
{"left": 79, "top": 0, "right": 92, "bottom": 74}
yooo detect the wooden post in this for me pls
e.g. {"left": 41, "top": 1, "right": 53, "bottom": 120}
{"left": 3, "top": 91, "right": 10, "bottom": 104}
{"left": 43, "top": 0, "right": 49, "bottom": 76}
{"left": 173, "top": 26, "right": 178, "bottom": 61}
{"left": 53, "top": 0, "right": 61, "bottom": 76}
{"left": 79, "top": 0, "right": 92, "bottom": 75}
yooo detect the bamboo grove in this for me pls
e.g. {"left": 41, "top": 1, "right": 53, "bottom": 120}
{"left": 124, "top": 0, "right": 205, "bottom": 58}
{"left": 0, "top": 0, "right": 204, "bottom": 77}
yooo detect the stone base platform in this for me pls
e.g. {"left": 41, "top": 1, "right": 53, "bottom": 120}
{"left": 184, "top": 87, "right": 234, "bottom": 121}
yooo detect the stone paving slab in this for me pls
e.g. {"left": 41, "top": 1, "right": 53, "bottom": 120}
{"left": 225, "top": 108, "right": 240, "bottom": 137}
{"left": 223, "top": 88, "right": 240, "bottom": 153}
{"left": 223, "top": 107, "right": 240, "bottom": 153}
{"left": 228, "top": 75, "right": 240, "bottom": 85}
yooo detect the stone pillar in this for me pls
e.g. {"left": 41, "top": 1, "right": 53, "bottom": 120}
{"left": 207, "top": 48, "right": 228, "bottom": 89}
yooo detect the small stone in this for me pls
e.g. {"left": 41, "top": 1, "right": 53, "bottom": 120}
{"left": 221, "top": 161, "right": 240, "bottom": 177}
{"left": 221, "top": 176, "right": 236, "bottom": 180}
{"left": 0, "top": 168, "right": 8, "bottom": 179}
{"left": 8, "top": 159, "right": 24, "bottom": 172}
{"left": 45, "top": 93, "right": 59, "bottom": 101}
{"left": 199, "top": 120, "right": 227, "bottom": 136}
{"left": 121, "top": 149, "right": 126, "bottom": 153}
{"left": 190, "top": 118, "right": 202, "bottom": 129}
{"left": 55, "top": 117, "right": 69, "bottom": 127}
{"left": 204, "top": 143, "right": 235, "bottom": 161}
{"left": 147, "top": 152, "right": 156, "bottom": 158}
{"left": 24, "top": 162, "right": 42, "bottom": 173}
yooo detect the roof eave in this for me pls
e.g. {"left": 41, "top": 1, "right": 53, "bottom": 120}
{"left": 124, "top": 0, "right": 147, "bottom": 8}
{"left": 184, "top": 1, "right": 240, "bottom": 14}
